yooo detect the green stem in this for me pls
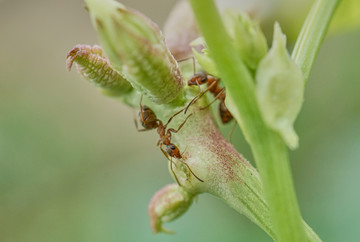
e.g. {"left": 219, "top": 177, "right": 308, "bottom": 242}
{"left": 188, "top": 0, "right": 311, "bottom": 241}
{"left": 292, "top": 0, "right": 341, "bottom": 83}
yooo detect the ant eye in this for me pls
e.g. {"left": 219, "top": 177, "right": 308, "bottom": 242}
{"left": 170, "top": 145, "right": 176, "bottom": 150}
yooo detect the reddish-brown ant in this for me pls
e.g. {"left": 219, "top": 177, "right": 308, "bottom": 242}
{"left": 185, "top": 71, "right": 233, "bottom": 124}
{"left": 135, "top": 96, "right": 204, "bottom": 185}
{"left": 176, "top": 56, "right": 233, "bottom": 123}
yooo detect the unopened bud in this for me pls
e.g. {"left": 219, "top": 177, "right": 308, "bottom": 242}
{"left": 256, "top": 22, "right": 304, "bottom": 149}
{"left": 192, "top": 11, "right": 267, "bottom": 75}
{"left": 84, "top": 0, "right": 183, "bottom": 104}
{"left": 66, "top": 44, "right": 132, "bottom": 96}
{"left": 224, "top": 11, "right": 268, "bottom": 71}
{"left": 148, "top": 184, "right": 194, "bottom": 234}
{"left": 191, "top": 37, "right": 219, "bottom": 76}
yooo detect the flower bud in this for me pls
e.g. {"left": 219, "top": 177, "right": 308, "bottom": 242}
{"left": 163, "top": 0, "right": 200, "bottom": 60}
{"left": 191, "top": 37, "right": 219, "bottom": 76}
{"left": 192, "top": 11, "right": 267, "bottom": 75}
{"left": 148, "top": 184, "right": 194, "bottom": 234}
{"left": 256, "top": 22, "right": 304, "bottom": 149}
{"left": 84, "top": 0, "right": 183, "bottom": 104}
{"left": 224, "top": 11, "right": 268, "bottom": 71}
{"left": 66, "top": 44, "right": 132, "bottom": 96}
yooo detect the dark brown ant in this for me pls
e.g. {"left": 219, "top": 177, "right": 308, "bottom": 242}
{"left": 185, "top": 72, "right": 233, "bottom": 124}
{"left": 135, "top": 96, "right": 204, "bottom": 185}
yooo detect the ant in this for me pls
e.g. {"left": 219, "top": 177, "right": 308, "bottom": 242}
{"left": 177, "top": 57, "right": 233, "bottom": 124}
{"left": 134, "top": 96, "right": 204, "bottom": 185}
{"left": 185, "top": 72, "right": 233, "bottom": 124}
{"left": 185, "top": 72, "right": 237, "bottom": 141}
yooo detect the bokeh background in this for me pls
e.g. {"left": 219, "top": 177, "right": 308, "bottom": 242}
{"left": 1, "top": 0, "right": 359, "bottom": 241}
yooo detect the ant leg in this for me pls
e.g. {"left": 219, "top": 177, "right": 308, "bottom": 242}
{"left": 159, "top": 146, "right": 177, "bottom": 168}
{"left": 134, "top": 96, "right": 156, "bottom": 131}
{"left": 177, "top": 56, "right": 196, "bottom": 74}
{"left": 196, "top": 80, "right": 202, "bottom": 92}
{"left": 227, "top": 121, "right": 237, "bottom": 143}
{"left": 160, "top": 147, "right": 181, "bottom": 186}
{"left": 133, "top": 109, "right": 139, "bottom": 129}
{"left": 136, "top": 128, "right": 151, "bottom": 132}
{"left": 136, "top": 95, "right": 163, "bottom": 129}
{"left": 170, "top": 157, "right": 181, "bottom": 186}
{"left": 184, "top": 80, "right": 219, "bottom": 114}
{"left": 167, "top": 113, "right": 193, "bottom": 138}
{"left": 156, "top": 140, "right": 161, "bottom": 146}
{"left": 178, "top": 160, "right": 204, "bottom": 182}
{"left": 163, "top": 107, "right": 186, "bottom": 128}
{"left": 133, "top": 109, "right": 149, "bottom": 132}
{"left": 180, "top": 145, "right": 188, "bottom": 156}
{"left": 138, "top": 95, "right": 147, "bottom": 125}
{"left": 199, "top": 88, "right": 225, "bottom": 111}
{"left": 133, "top": 112, "right": 152, "bottom": 132}
{"left": 192, "top": 56, "right": 196, "bottom": 74}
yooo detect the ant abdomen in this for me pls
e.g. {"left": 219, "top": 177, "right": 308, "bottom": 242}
{"left": 219, "top": 101, "right": 233, "bottom": 124}
{"left": 139, "top": 105, "right": 159, "bottom": 129}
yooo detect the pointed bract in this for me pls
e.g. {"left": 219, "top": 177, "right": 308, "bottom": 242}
{"left": 256, "top": 22, "right": 304, "bottom": 149}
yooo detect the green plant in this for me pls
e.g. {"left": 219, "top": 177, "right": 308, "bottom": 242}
{"left": 67, "top": 0, "right": 341, "bottom": 241}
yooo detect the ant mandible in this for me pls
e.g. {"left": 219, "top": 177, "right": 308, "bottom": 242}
{"left": 134, "top": 96, "right": 204, "bottom": 185}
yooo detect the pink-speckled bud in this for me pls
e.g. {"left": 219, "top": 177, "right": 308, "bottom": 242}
{"left": 163, "top": 0, "right": 200, "bottom": 60}
{"left": 148, "top": 184, "right": 194, "bottom": 234}
{"left": 84, "top": 0, "right": 184, "bottom": 104}
{"left": 66, "top": 44, "right": 132, "bottom": 96}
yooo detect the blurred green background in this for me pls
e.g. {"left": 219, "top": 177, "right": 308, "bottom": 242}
{"left": 1, "top": 0, "right": 359, "bottom": 241}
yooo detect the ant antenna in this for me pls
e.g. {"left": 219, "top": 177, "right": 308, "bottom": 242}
{"left": 139, "top": 94, "right": 144, "bottom": 109}
{"left": 160, "top": 147, "right": 181, "bottom": 185}
{"left": 227, "top": 121, "right": 237, "bottom": 143}
{"left": 184, "top": 80, "right": 220, "bottom": 114}
{"left": 163, "top": 107, "right": 186, "bottom": 128}
{"left": 180, "top": 145, "right": 188, "bottom": 156}
{"left": 177, "top": 56, "right": 196, "bottom": 74}
{"left": 178, "top": 160, "right": 204, "bottom": 182}
{"left": 132, "top": 109, "right": 139, "bottom": 130}
{"left": 198, "top": 87, "right": 225, "bottom": 111}
{"left": 170, "top": 157, "right": 181, "bottom": 186}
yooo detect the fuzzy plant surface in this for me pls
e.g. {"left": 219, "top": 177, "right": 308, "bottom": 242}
{"left": 66, "top": 0, "right": 340, "bottom": 241}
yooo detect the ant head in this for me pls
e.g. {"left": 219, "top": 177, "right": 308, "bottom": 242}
{"left": 188, "top": 72, "right": 208, "bottom": 86}
{"left": 166, "top": 143, "right": 182, "bottom": 158}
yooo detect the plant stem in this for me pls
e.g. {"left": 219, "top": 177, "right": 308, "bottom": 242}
{"left": 188, "top": 0, "right": 311, "bottom": 241}
{"left": 292, "top": 0, "right": 341, "bottom": 83}
{"left": 164, "top": 104, "right": 320, "bottom": 241}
